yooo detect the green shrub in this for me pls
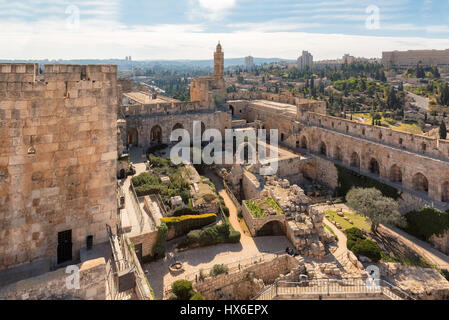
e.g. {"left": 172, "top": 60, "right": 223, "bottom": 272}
{"left": 148, "top": 154, "right": 172, "bottom": 168}
{"left": 346, "top": 227, "right": 366, "bottom": 242}
{"left": 402, "top": 207, "right": 449, "bottom": 241}
{"left": 152, "top": 221, "right": 168, "bottom": 259}
{"left": 172, "top": 206, "right": 201, "bottom": 217}
{"left": 172, "top": 280, "right": 194, "bottom": 300}
{"left": 221, "top": 205, "right": 230, "bottom": 217}
{"left": 346, "top": 239, "right": 357, "bottom": 250}
{"left": 184, "top": 223, "right": 241, "bottom": 248}
{"left": 351, "top": 239, "right": 382, "bottom": 262}
{"left": 210, "top": 264, "right": 229, "bottom": 277}
{"left": 190, "top": 292, "right": 204, "bottom": 300}
{"left": 335, "top": 164, "right": 401, "bottom": 199}
{"left": 162, "top": 214, "right": 217, "bottom": 238}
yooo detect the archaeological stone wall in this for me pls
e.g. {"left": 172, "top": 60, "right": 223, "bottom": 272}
{"left": 0, "top": 257, "right": 107, "bottom": 300}
{"left": 194, "top": 254, "right": 299, "bottom": 300}
{"left": 0, "top": 64, "right": 118, "bottom": 270}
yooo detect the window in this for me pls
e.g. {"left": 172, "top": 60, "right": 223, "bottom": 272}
{"left": 57, "top": 230, "right": 72, "bottom": 264}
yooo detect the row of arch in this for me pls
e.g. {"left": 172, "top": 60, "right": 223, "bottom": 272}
{"left": 299, "top": 135, "right": 449, "bottom": 202}
{"left": 127, "top": 122, "right": 207, "bottom": 146}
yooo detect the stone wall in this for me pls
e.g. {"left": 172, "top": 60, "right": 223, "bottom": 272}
{"left": 194, "top": 255, "right": 299, "bottom": 300}
{"left": 241, "top": 200, "right": 286, "bottom": 237}
{"left": 125, "top": 111, "right": 231, "bottom": 149}
{"left": 129, "top": 230, "right": 159, "bottom": 258}
{"left": 0, "top": 64, "right": 118, "bottom": 270}
{"left": 0, "top": 257, "right": 107, "bottom": 300}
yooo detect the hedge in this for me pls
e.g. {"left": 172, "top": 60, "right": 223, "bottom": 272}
{"left": 402, "top": 207, "right": 449, "bottom": 241}
{"left": 172, "top": 206, "right": 201, "bottom": 217}
{"left": 182, "top": 223, "right": 241, "bottom": 248}
{"left": 152, "top": 221, "right": 168, "bottom": 259}
{"left": 335, "top": 164, "right": 401, "bottom": 200}
{"left": 346, "top": 227, "right": 382, "bottom": 262}
{"left": 162, "top": 214, "right": 217, "bottom": 238}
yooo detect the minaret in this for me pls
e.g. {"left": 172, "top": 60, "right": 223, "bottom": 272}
{"left": 214, "top": 42, "right": 224, "bottom": 79}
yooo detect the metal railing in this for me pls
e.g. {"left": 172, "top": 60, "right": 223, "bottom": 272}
{"left": 253, "top": 278, "right": 415, "bottom": 300}
{"left": 129, "top": 182, "right": 145, "bottom": 232}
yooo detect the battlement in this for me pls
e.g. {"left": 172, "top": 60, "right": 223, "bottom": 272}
{"left": 0, "top": 64, "right": 38, "bottom": 82}
{"left": 0, "top": 63, "right": 117, "bottom": 83}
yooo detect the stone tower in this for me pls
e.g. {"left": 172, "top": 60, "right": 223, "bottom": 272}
{"left": 214, "top": 42, "right": 224, "bottom": 79}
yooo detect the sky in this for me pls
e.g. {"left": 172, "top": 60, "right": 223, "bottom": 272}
{"left": 1, "top": 0, "right": 449, "bottom": 60}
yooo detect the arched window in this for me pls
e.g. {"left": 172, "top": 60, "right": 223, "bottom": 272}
{"left": 369, "top": 158, "right": 380, "bottom": 175}
{"left": 350, "top": 152, "right": 360, "bottom": 168}
{"left": 319, "top": 142, "right": 327, "bottom": 156}
{"left": 413, "top": 172, "right": 429, "bottom": 194}
{"left": 390, "top": 165, "right": 402, "bottom": 183}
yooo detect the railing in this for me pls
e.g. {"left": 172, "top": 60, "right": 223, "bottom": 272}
{"left": 122, "top": 235, "right": 153, "bottom": 300}
{"left": 129, "top": 181, "right": 145, "bottom": 232}
{"left": 253, "top": 278, "right": 415, "bottom": 300}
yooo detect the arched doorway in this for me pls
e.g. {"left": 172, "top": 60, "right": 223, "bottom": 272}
{"left": 256, "top": 220, "right": 285, "bottom": 237}
{"left": 413, "top": 172, "right": 429, "bottom": 194}
{"left": 201, "top": 122, "right": 206, "bottom": 136}
{"left": 127, "top": 127, "right": 138, "bottom": 147}
{"left": 173, "top": 123, "right": 183, "bottom": 131}
{"left": 334, "top": 146, "right": 343, "bottom": 162}
{"left": 350, "top": 152, "right": 360, "bottom": 168}
{"left": 319, "top": 142, "right": 327, "bottom": 156}
{"left": 172, "top": 123, "right": 184, "bottom": 142}
{"left": 390, "top": 164, "right": 402, "bottom": 183}
{"left": 301, "top": 136, "right": 308, "bottom": 149}
{"left": 369, "top": 158, "right": 380, "bottom": 175}
{"left": 229, "top": 105, "right": 234, "bottom": 116}
{"left": 150, "top": 125, "right": 162, "bottom": 144}
{"left": 442, "top": 182, "right": 449, "bottom": 202}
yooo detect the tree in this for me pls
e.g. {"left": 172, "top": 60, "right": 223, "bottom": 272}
{"left": 440, "top": 121, "right": 447, "bottom": 140}
{"left": 346, "top": 187, "right": 406, "bottom": 233}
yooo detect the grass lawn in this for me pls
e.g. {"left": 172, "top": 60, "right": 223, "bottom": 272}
{"left": 352, "top": 113, "right": 422, "bottom": 135}
{"left": 245, "top": 198, "right": 283, "bottom": 219}
{"left": 325, "top": 210, "right": 371, "bottom": 232}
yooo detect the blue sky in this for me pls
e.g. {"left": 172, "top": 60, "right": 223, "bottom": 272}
{"left": 1, "top": 0, "right": 449, "bottom": 60}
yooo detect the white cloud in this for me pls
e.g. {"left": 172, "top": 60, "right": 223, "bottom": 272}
{"left": 2, "top": 17, "right": 449, "bottom": 61}
{"left": 188, "top": 0, "right": 237, "bottom": 21}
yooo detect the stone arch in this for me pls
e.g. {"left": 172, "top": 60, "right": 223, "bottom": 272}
{"left": 369, "top": 158, "right": 380, "bottom": 175}
{"left": 150, "top": 125, "right": 162, "bottom": 144}
{"left": 301, "top": 136, "right": 308, "bottom": 149}
{"left": 256, "top": 220, "right": 285, "bottom": 237}
{"left": 127, "top": 127, "right": 138, "bottom": 147}
{"left": 172, "top": 123, "right": 184, "bottom": 131}
{"left": 319, "top": 141, "right": 327, "bottom": 156}
{"left": 442, "top": 182, "right": 449, "bottom": 202}
{"left": 172, "top": 123, "right": 184, "bottom": 142}
{"left": 412, "top": 172, "right": 429, "bottom": 194}
{"left": 350, "top": 152, "right": 360, "bottom": 168}
{"left": 334, "top": 146, "right": 343, "bottom": 161}
{"left": 389, "top": 164, "right": 402, "bottom": 183}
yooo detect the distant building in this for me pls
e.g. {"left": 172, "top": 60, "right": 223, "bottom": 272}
{"left": 382, "top": 49, "right": 449, "bottom": 69}
{"left": 244, "top": 56, "right": 255, "bottom": 70}
{"left": 297, "top": 51, "right": 313, "bottom": 70}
